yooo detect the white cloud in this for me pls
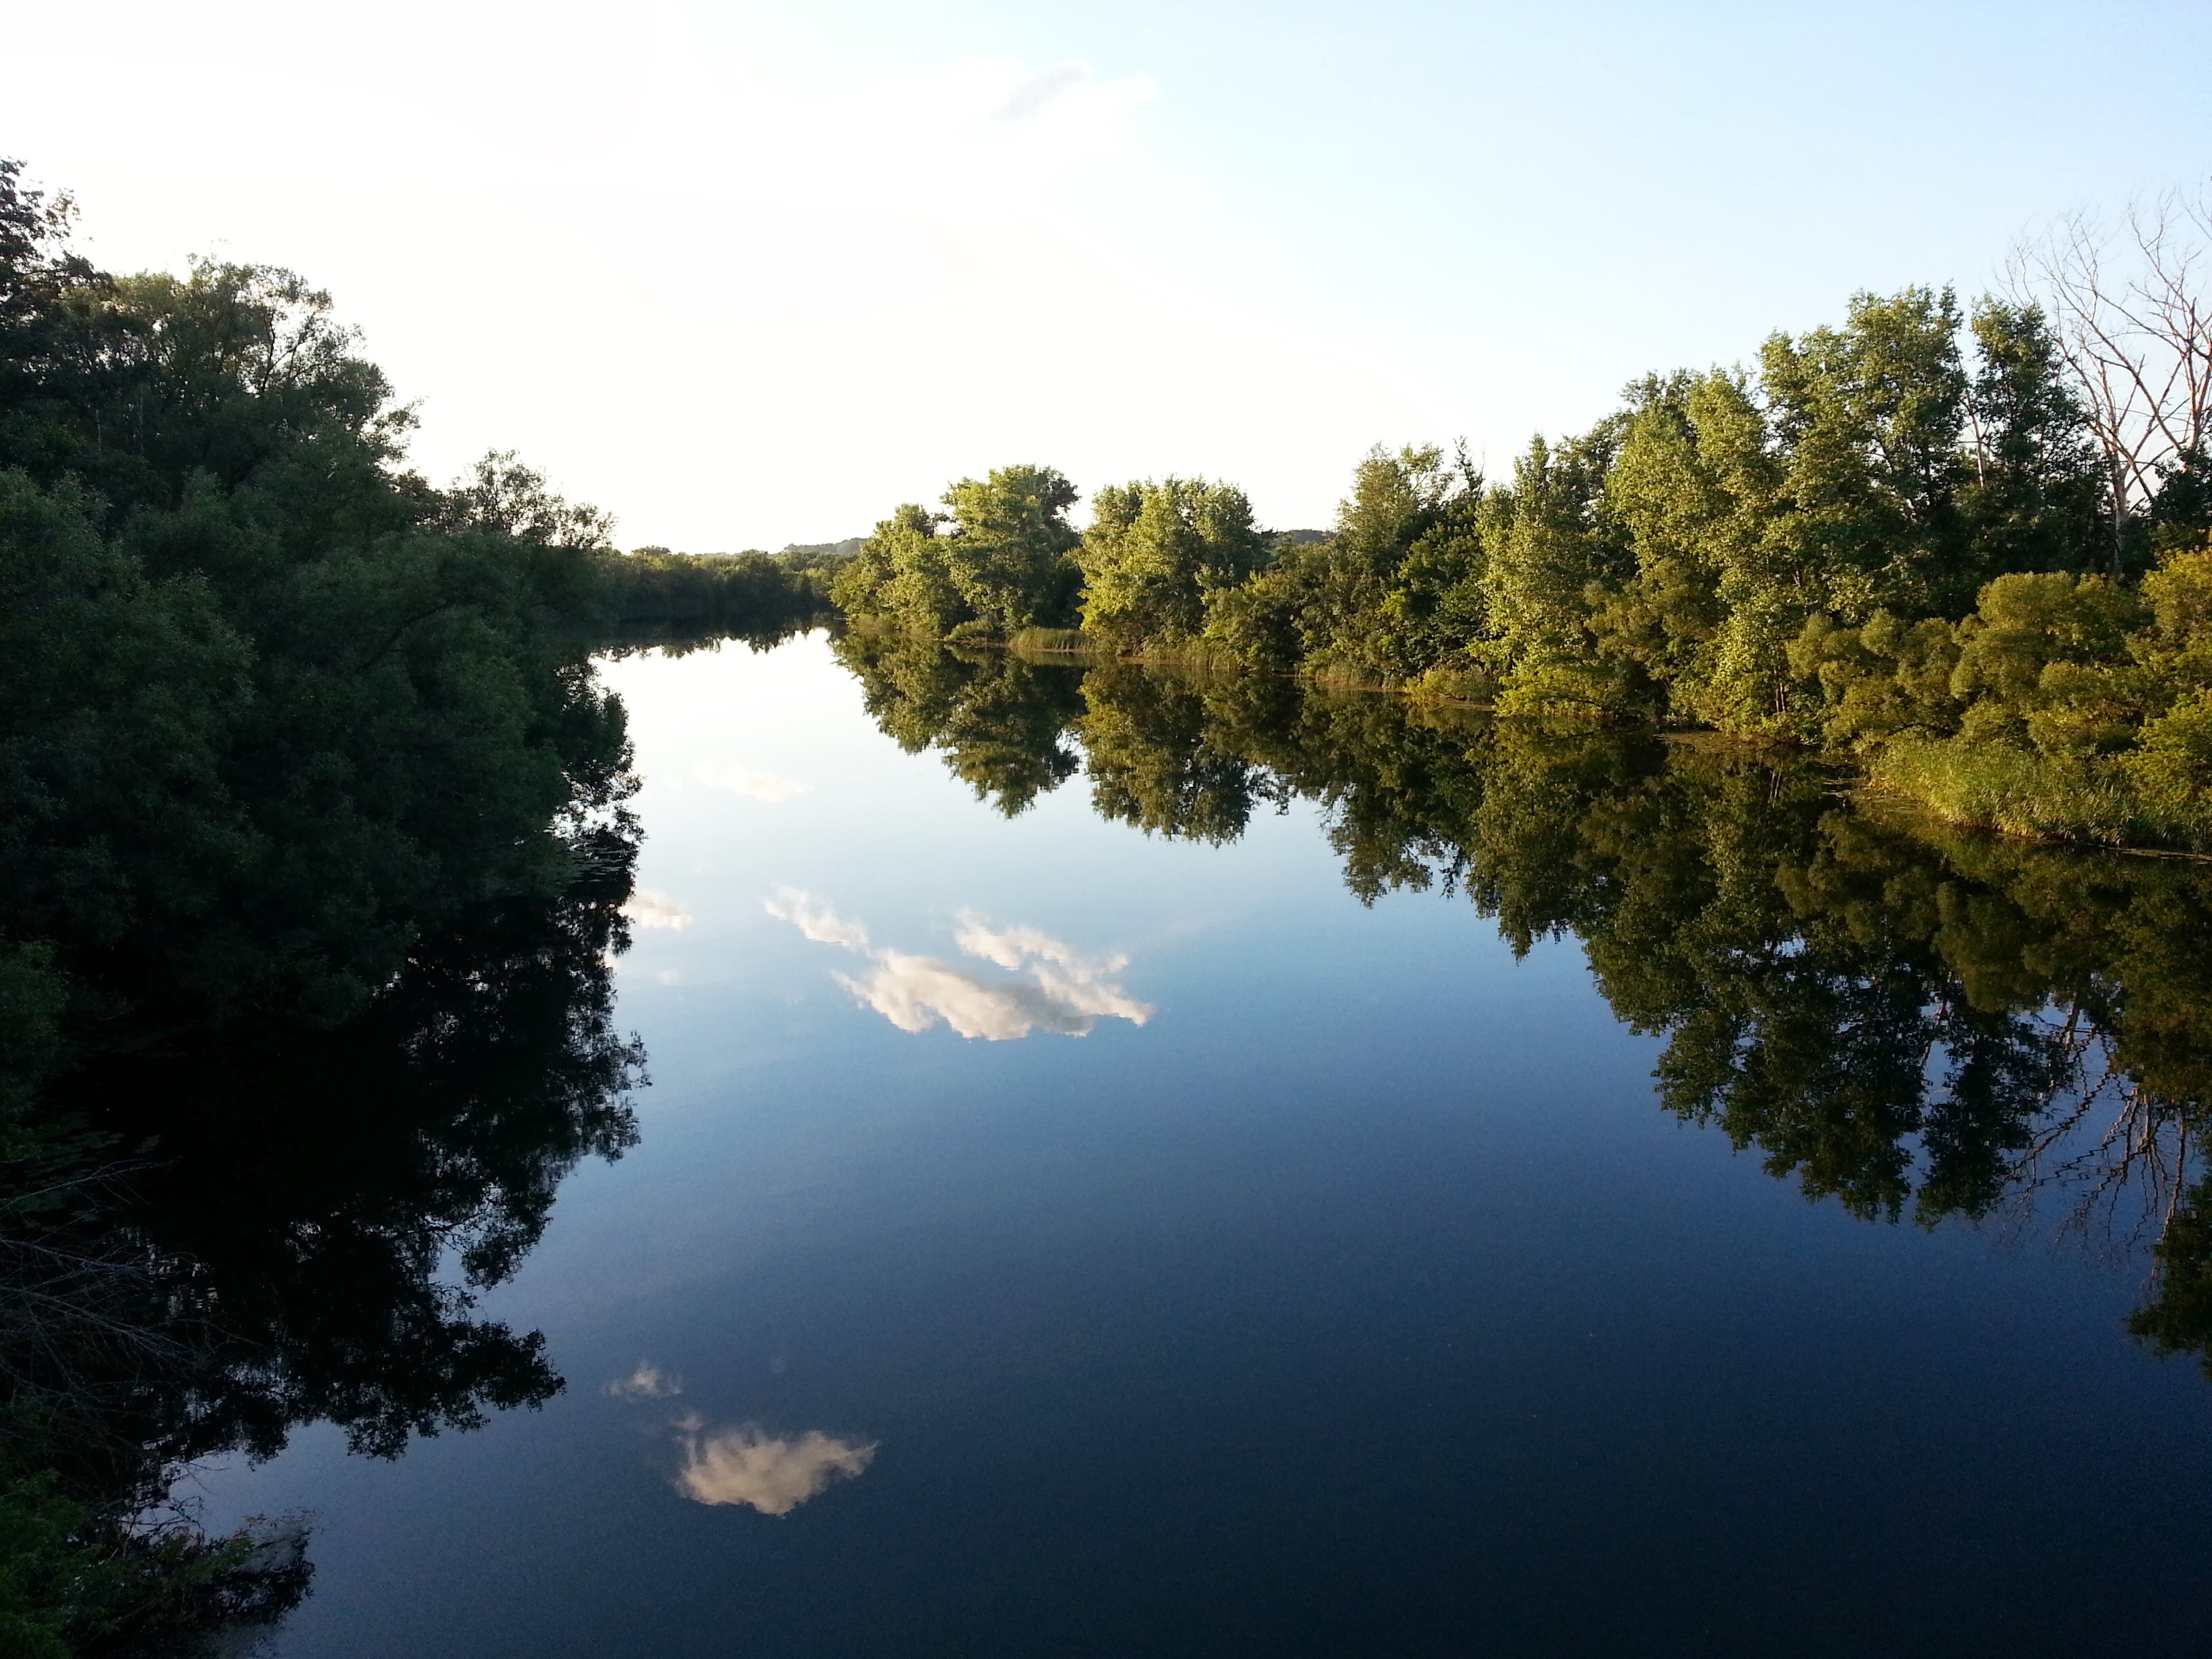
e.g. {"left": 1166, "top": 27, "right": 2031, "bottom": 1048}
{"left": 767, "top": 892, "right": 1152, "bottom": 1040}
{"left": 693, "top": 761, "right": 811, "bottom": 802}
{"left": 604, "top": 1361, "right": 683, "bottom": 1399}
{"left": 995, "top": 62, "right": 1090, "bottom": 122}
{"left": 951, "top": 912, "right": 1153, "bottom": 1024}
{"left": 831, "top": 951, "right": 1088, "bottom": 1040}
{"left": 623, "top": 888, "right": 693, "bottom": 930}
{"left": 674, "top": 1425, "right": 876, "bottom": 1517}
{"left": 763, "top": 887, "right": 871, "bottom": 951}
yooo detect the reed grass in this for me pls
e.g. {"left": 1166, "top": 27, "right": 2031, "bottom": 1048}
{"left": 1868, "top": 736, "right": 2141, "bottom": 844}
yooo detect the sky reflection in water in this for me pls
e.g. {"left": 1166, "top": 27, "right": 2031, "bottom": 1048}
{"left": 767, "top": 888, "right": 1153, "bottom": 1040}
{"left": 194, "top": 631, "right": 2212, "bottom": 1659}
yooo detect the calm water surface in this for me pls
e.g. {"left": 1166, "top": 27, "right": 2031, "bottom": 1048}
{"left": 199, "top": 632, "right": 2212, "bottom": 1656}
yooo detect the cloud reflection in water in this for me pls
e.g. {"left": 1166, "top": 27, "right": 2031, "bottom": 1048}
{"left": 764, "top": 888, "right": 1153, "bottom": 1040}
{"left": 622, "top": 889, "right": 693, "bottom": 930}
{"left": 693, "top": 761, "right": 811, "bottom": 802}
{"left": 674, "top": 1422, "right": 877, "bottom": 1516}
{"left": 603, "top": 1361, "right": 683, "bottom": 1399}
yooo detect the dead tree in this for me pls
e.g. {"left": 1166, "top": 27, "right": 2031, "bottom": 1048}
{"left": 2009, "top": 181, "right": 2212, "bottom": 577}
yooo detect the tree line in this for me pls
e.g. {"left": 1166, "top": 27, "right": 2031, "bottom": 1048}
{"left": 595, "top": 546, "right": 838, "bottom": 647}
{"left": 830, "top": 189, "right": 2212, "bottom": 849}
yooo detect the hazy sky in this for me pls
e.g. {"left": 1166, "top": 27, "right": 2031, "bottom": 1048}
{"left": 11, "top": 0, "right": 2210, "bottom": 547}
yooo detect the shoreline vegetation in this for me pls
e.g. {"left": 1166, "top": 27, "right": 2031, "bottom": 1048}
{"left": 780, "top": 195, "right": 2212, "bottom": 853}
{"left": 0, "top": 161, "right": 643, "bottom": 1652}
{"left": 6, "top": 145, "right": 2212, "bottom": 1653}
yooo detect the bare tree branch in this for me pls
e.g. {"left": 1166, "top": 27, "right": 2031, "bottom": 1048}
{"left": 2009, "top": 181, "right": 2212, "bottom": 575}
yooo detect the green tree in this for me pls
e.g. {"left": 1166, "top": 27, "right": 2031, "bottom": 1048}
{"left": 1292, "top": 444, "right": 1488, "bottom": 687}
{"left": 1077, "top": 474, "right": 1267, "bottom": 648}
{"left": 1761, "top": 286, "right": 1972, "bottom": 621}
{"left": 832, "top": 466, "right": 1080, "bottom": 638}
{"left": 1596, "top": 371, "right": 1784, "bottom": 728}
{"left": 0, "top": 155, "right": 658, "bottom": 1652}
{"left": 939, "top": 464, "right": 1082, "bottom": 635}
{"left": 834, "top": 501, "right": 965, "bottom": 634}
{"left": 1479, "top": 426, "right": 1641, "bottom": 715}
{"left": 1961, "top": 299, "right": 2102, "bottom": 582}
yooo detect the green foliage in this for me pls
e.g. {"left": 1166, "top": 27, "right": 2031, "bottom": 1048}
{"left": 1824, "top": 547, "right": 2212, "bottom": 847}
{"left": 1198, "top": 547, "right": 1323, "bottom": 674}
{"left": 1593, "top": 371, "right": 1782, "bottom": 726}
{"left": 0, "top": 1460, "right": 309, "bottom": 1659}
{"left": 1289, "top": 443, "right": 1488, "bottom": 687}
{"left": 816, "top": 280, "right": 2151, "bottom": 837}
{"left": 1759, "top": 287, "right": 1971, "bottom": 619}
{"left": 1962, "top": 299, "right": 2103, "bottom": 582}
{"left": 940, "top": 464, "right": 1083, "bottom": 634}
{"left": 833, "top": 466, "right": 1080, "bottom": 638}
{"left": 834, "top": 501, "right": 960, "bottom": 634}
{"left": 1077, "top": 475, "right": 1267, "bottom": 648}
{"left": 801, "top": 274, "right": 2200, "bottom": 846}
{"left": 1787, "top": 607, "right": 1963, "bottom": 748}
{"left": 1869, "top": 734, "right": 2138, "bottom": 842}
{"left": 598, "top": 547, "right": 836, "bottom": 647}
{"left": 0, "top": 941, "right": 66, "bottom": 1126}
{"left": 1479, "top": 427, "right": 1643, "bottom": 716}
{"left": 0, "top": 161, "right": 634, "bottom": 1088}
{"left": 0, "top": 157, "right": 646, "bottom": 1653}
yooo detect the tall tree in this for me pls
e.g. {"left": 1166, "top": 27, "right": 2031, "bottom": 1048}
{"left": 939, "top": 464, "right": 1082, "bottom": 634}
{"left": 832, "top": 466, "right": 1081, "bottom": 637}
{"left": 1479, "top": 424, "right": 1639, "bottom": 715}
{"left": 1078, "top": 474, "right": 1267, "bottom": 648}
{"left": 1961, "top": 299, "right": 2102, "bottom": 580}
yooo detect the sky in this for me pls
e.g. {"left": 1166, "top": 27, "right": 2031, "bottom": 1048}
{"left": 9, "top": 0, "right": 2211, "bottom": 548}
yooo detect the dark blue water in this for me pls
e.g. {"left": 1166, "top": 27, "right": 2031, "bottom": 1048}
{"left": 197, "top": 634, "right": 2212, "bottom": 1656}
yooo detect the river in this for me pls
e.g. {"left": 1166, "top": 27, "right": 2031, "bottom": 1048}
{"left": 191, "top": 629, "right": 2212, "bottom": 1656}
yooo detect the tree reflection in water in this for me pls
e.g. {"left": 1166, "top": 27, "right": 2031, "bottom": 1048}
{"left": 22, "top": 628, "right": 2212, "bottom": 1647}
{"left": 3, "top": 821, "right": 642, "bottom": 1649}
{"left": 838, "top": 632, "right": 2212, "bottom": 1374}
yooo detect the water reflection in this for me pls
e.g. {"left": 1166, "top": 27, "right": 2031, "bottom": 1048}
{"left": 623, "top": 888, "right": 694, "bottom": 930}
{"left": 7, "top": 824, "right": 647, "bottom": 1641}
{"left": 766, "top": 888, "right": 1153, "bottom": 1040}
{"left": 32, "top": 626, "right": 2212, "bottom": 1650}
{"left": 672, "top": 1422, "right": 878, "bottom": 1515}
{"left": 693, "top": 760, "right": 813, "bottom": 801}
{"left": 838, "top": 632, "right": 2212, "bottom": 1373}
{"left": 54, "top": 840, "right": 644, "bottom": 1464}
{"left": 605, "top": 1362, "right": 684, "bottom": 1399}
{"left": 598, "top": 1351, "right": 874, "bottom": 1517}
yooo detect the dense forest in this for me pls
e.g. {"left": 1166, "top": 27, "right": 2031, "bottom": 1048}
{"left": 838, "top": 634, "right": 2212, "bottom": 1367}
{"left": 832, "top": 197, "right": 2212, "bottom": 851}
{"left": 0, "top": 161, "right": 647, "bottom": 1652}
